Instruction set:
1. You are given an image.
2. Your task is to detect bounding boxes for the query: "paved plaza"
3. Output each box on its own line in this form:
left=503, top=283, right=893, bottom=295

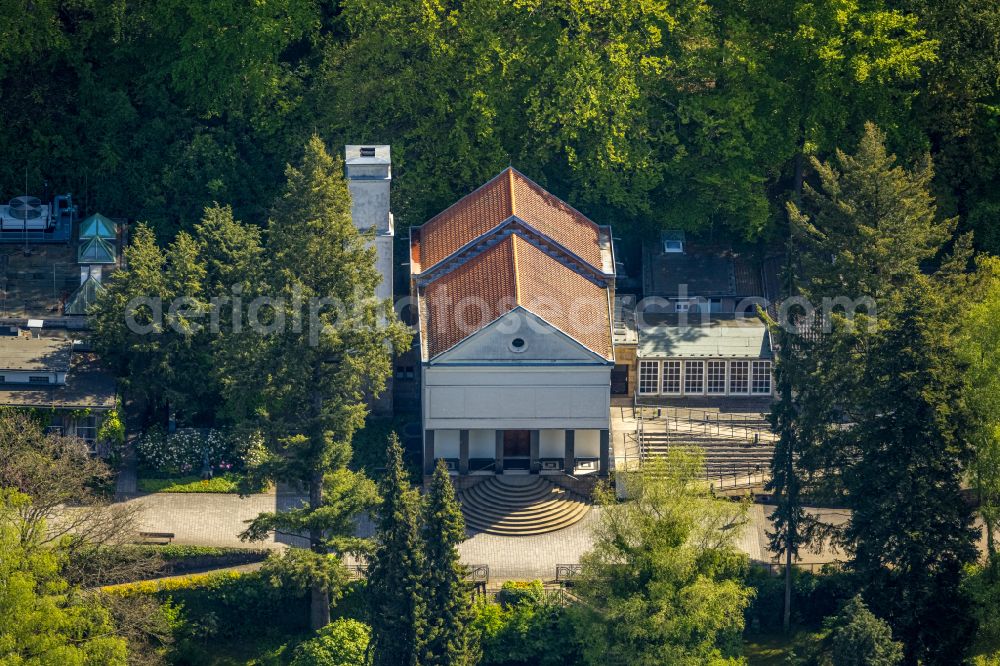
left=116, top=490, right=855, bottom=581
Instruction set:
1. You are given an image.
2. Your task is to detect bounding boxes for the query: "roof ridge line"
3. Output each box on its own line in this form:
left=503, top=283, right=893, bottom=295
left=421, top=168, right=510, bottom=229
left=507, top=167, right=516, bottom=219
left=506, top=167, right=601, bottom=232
left=511, top=234, right=522, bottom=305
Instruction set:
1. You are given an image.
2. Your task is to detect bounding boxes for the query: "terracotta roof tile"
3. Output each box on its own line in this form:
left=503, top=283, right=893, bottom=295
left=412, top=168, right=604, bottom=273
left=513, top=236, right=612, bottom=360
left=423, top=237, right=516, bottom=358
left=510, top=173, right=604, bottom=269
left=421, top=235, right=612, bottom=360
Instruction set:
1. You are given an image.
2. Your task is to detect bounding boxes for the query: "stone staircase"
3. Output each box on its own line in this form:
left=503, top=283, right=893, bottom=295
left=457, top=476, right=591, bottom=536
left=641, top=430, right=774, bottom=479
left=638, top=408, right=776, bottom=482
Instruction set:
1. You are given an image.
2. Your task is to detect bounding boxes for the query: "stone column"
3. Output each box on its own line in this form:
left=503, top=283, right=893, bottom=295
left=564, top=429, right=575, bottom=475
left=599, top=429, right=610, bottom=478
left=459, top=429, right=470, bottom=475
left=424, top=430, right=435, bottom=476
left=495, top=430, right=504, bottom=474
left=530, top=430, right=540, bottom=474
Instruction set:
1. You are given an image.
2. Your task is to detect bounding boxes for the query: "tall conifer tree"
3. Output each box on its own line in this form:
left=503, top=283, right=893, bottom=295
left=237, top=137, right=409, bottom=629
left=783, top=125, right=978, bottom=664
left=421, top=460, right=473, bottom=665
left=845, top=283, right=978, bottom=665
left=367, top=435, right=425, bottom=666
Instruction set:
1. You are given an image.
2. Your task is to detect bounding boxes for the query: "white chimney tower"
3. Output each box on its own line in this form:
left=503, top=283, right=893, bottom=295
left=346, top=145, right=395, bottom=414
left=345, top=145, right=393, bottom=306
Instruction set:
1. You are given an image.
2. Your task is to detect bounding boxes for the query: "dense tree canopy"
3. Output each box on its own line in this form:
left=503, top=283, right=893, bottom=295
left=2, top=0, right=997, bottom=250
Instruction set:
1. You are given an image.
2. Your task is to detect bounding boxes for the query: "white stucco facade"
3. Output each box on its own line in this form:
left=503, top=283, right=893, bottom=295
left=420, top=309, right=612, bottom=475
left=423, top=310, right=611, bottom=431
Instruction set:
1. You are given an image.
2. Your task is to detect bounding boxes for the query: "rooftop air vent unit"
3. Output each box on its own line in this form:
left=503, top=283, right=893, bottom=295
left=360, top=146, right=376, bottom=157
left=7, top=196, right=43, bottom=220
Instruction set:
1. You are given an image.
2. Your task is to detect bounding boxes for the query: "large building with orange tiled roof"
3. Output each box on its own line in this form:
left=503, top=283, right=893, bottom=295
left=411, top=168, right=616, bottom=478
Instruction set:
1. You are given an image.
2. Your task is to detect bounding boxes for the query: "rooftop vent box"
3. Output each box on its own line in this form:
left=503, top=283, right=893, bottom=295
left=661, top=230, right=685, bottom=254
left=360, top=146, right=377, bottom=157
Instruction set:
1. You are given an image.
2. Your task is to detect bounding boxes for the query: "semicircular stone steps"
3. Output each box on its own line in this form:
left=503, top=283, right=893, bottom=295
left=458, top=476, right=591, bottom=536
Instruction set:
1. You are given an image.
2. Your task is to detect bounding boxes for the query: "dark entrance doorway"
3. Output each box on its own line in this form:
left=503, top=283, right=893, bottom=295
left=611, top=364, right=629, bottom=395
left=502, top=430, right=531, bottom=471
left=503, top=430, right=530, bottom=457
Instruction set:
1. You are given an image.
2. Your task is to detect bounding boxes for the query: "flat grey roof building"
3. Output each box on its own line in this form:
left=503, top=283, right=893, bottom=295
left=0, top=336, right=73, bottom=372
left=638, top=314, right=772, bottom=359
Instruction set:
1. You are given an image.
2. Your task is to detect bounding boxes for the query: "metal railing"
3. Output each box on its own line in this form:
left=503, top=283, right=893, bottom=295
left=465, top=564, right=489, bottom=582
left=634, top=402, right=773, bottom=444
left=709, top=464, right=768, bottom=491
left=752, top=561, right=843, bottom=576
left=555, top=564, right=583, bottom=585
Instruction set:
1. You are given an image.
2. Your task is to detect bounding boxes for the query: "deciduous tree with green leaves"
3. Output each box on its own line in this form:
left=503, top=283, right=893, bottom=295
left=962, top=257, right=1000, bottom=563
left=572, top=449, right=753, bottom=665
left=0, top=489, right=128, bottom=665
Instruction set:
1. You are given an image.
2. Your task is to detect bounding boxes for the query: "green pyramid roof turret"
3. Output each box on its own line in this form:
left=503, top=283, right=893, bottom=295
left=79, top=213, right=117, bottom=240
left=78, top=236, right=117, bottom=264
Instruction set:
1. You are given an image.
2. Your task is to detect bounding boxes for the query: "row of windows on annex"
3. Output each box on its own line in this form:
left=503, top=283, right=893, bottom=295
left=637, top=359, right=772, bottom=396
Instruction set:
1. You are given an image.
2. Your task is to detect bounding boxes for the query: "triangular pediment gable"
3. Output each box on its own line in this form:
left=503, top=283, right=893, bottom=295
left=432, top=308, right=608, bottom=364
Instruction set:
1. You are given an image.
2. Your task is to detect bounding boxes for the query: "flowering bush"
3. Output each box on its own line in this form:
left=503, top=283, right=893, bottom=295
left=136, top=427, right=264, bottom=474
left=232, top=429, right=269, bottom=469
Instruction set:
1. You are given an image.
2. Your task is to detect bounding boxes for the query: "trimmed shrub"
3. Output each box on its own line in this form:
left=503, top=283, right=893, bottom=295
left=103, top=570, right=309, bottom=639
left=496, top=580, right=546, bottom=608
left=290, top=618, right=370, bottom=666
left=472, top=592, right=582, bottom=665
left=137, top=473, right=241, bottom=493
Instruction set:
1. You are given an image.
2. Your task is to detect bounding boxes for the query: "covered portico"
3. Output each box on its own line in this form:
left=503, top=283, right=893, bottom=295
left=423, top=427, right=610, bottom=477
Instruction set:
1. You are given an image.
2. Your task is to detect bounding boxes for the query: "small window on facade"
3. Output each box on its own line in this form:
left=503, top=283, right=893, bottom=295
left=684, top=361, right=705, bottom=394
left=662, top=360, right=682, bottom=394
left=752, top=361, right=772, bottom=395
left=0, top=375, right=5, bottom=383
left=663, top=239, right=684, bottom=253
left=638, top=360, right=660, bottom=395
left=509, top=337, right=527, bottom=352
left=76, top=416, right=98, bottom=451
left=707, top=360, right=727, bottom=394
left=729, top=361, right=750, bottom=394
left=675, top=301, right=691, bottom=313
left=395, top=365, right=415, bottom=380
left=28, top=375, right=50, bottom=384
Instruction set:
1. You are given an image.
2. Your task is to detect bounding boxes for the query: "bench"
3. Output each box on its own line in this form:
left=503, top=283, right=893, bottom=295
left=137, top=531, right=175, bottom=545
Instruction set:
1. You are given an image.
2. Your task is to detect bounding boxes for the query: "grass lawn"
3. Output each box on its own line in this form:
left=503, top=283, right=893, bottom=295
left=137, top=473, right=242, bottom=493
left=744, top=631, right=822, bottom=665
